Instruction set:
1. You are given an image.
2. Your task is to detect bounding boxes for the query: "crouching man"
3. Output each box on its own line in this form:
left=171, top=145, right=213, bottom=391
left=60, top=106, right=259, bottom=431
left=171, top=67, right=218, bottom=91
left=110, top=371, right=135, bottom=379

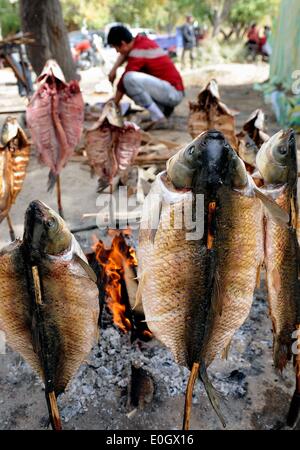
left=107, top=25, right=184, bottom=128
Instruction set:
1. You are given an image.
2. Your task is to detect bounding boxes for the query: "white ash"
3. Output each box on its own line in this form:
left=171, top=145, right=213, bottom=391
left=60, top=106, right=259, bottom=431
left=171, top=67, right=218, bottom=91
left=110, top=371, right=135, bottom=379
left=1, top=292, right=274, bottom=427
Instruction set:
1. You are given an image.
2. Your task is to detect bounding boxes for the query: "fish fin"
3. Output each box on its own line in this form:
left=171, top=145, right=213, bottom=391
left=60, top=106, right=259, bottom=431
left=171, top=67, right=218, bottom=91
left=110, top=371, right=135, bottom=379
left=211, top=271, right=223, bottom=316
left=134, top=272, right=147, bottom=311
left=251, top=170, right=263, bottom=179
left=47, top=171, right=57, bottom=192
left=71, top=235, right=97, bottom=282
left=273, top=335, right=291, bottom=371
left=253, top=186, right=289, bottom=226
left=271, top=267, right=281, bottom=292
left=74, top=254, right=97, bottom=283
left=256, top=265, right=261, bottom=289
left=287, top=392, right=300, bottom=428
left=199, top=362, right=226, bottom=428
left=291, top=196, right=298, bottom=230
left=149, top=201, right=162, bottom=244
left=221, top=340, right=232, bottom=360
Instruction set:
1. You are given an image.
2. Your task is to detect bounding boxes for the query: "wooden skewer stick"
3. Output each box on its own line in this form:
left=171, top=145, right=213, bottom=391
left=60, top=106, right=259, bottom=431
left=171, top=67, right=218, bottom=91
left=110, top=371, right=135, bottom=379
left=183, top=362, right=200, bottom=430
left=31, top=266, right=62, bottom=431
left=6, top=214, right=16, bottom=242
left=56, top=175, right=64, bottom=219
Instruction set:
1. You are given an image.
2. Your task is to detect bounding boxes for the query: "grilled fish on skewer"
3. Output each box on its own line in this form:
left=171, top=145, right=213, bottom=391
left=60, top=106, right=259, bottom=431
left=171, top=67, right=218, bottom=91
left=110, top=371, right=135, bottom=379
left=26, top=60, right=84, bottom=191
left=0, top=117, right=30, bottom=239
left=188, top=80, right=238, bottom=149
left=85, top=101, right=141, bottom=193
left=255, top=129, right=300, bottom=427
left=0, top=201, right=99, bottom=429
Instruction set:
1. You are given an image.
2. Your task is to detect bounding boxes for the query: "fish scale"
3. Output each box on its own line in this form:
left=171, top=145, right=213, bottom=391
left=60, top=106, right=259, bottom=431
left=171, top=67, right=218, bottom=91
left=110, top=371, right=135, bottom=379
left=202, top=184, right=264, bottom=366
left=263, top=186, right=299, bottom=370
left=138, top=175, right=211, bottom=369
left=0, top=202, right=99, bottom=398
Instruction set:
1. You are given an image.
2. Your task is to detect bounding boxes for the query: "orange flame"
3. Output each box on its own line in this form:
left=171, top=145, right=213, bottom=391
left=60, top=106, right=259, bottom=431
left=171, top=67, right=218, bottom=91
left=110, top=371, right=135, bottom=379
left=93, top=232, right=137, bottom=333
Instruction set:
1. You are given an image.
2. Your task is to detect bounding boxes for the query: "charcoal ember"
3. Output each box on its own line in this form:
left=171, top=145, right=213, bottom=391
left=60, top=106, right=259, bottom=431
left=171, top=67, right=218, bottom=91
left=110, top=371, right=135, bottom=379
left=129, top=364, right=155, bottom=408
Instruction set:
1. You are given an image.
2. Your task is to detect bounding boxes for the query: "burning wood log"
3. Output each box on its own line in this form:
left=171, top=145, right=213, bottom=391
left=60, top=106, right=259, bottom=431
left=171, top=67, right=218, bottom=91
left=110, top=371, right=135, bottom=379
left=188, top=79, right=238, bottom=149
left=0, top=117, right=30, bottom=240
left=84, top=100, right=141, bottom=194
left=91, top=230, right=152, bottom=341
left=129, top=364, right=155, bottom=410
left=26, top=59, right=84, bottom=217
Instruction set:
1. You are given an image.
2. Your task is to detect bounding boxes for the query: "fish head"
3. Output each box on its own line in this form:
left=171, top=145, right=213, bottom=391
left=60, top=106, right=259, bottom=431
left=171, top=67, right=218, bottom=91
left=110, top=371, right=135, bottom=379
left=256, top=129, right=297, bottom=186
left=23, top=200, right=72, bottom=256
left=166, top=133, right=208, bottom=188
left=238, top=134, right=259, bottom=168
left=194, top=130, right=248, bottom=192
left=1, top=116, right=20, bottom=147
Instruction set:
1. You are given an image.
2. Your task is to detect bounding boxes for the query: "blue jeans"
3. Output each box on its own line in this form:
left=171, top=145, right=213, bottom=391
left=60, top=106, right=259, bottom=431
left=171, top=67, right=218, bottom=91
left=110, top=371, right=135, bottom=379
left=123, top=71, right=184, bottom=111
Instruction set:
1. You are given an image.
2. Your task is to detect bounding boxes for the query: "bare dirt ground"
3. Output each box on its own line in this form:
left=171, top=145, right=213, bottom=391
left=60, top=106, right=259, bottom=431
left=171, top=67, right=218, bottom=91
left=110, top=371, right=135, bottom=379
left=0, top=62, right=299, bottom=430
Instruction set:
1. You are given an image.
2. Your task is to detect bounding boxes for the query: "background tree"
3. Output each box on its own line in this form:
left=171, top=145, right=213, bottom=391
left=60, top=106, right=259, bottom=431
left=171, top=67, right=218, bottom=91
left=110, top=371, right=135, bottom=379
left=20, top=0, right=77, bottom=81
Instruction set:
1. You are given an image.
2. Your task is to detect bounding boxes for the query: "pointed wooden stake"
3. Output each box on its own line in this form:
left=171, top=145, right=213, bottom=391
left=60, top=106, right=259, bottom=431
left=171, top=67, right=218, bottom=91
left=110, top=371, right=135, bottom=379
left=56, top=175, right=64, bottom=219
left=46, top=391, right=62, bottom=431
left=31, top=265, right=62, bottom=431
left=6, top=214, right=16, bottom=242
left=183, top=362, right=200, bottom=430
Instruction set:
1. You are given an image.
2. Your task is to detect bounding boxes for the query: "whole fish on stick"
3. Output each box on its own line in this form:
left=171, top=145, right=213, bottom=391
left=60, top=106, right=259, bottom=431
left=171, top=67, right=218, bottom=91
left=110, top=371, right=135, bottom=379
left=256, top=129, right=300, bottom=428
left=0, top=201, right=99, bottom=430
left=0, top=116, right=30, bottom=241
left=26, top=60, right=84, bottom=218
left=85, top=100, right=141, bottom=193
left=188, top=80, right=238, bottom=149
left=137, top=130, right=288, bottom=430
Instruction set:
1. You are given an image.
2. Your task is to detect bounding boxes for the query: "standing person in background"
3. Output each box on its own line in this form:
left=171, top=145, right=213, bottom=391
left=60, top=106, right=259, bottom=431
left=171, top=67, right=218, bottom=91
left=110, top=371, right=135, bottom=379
left=246, top=23, right=260, bottom=45
left=107, top=25, right=184, bottom=129
left=181, top=15, right=196, bottom=70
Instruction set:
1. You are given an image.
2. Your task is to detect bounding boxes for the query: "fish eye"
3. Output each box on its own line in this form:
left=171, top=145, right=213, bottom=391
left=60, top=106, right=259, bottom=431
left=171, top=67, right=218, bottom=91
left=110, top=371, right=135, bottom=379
left=277, top=146, right=288, bottom=155
left=45, top=217, right=57, bottom=229
left=188, top=145, right=195, bottom=155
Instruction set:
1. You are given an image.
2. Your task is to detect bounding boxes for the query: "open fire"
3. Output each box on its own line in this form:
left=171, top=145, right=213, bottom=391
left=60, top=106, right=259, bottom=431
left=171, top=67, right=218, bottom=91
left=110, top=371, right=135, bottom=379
left=91, top=230, right=152, bottom=340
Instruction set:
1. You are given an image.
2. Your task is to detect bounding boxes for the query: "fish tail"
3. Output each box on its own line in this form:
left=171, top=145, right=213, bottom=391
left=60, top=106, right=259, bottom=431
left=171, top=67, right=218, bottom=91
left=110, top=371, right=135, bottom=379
left=287, top=391, right=300, bottom=428
left=273, top=335, right=291, bottom=371
left=199, top=362, right=226, bottom=428
left=47, top=171, right=58, bottom=192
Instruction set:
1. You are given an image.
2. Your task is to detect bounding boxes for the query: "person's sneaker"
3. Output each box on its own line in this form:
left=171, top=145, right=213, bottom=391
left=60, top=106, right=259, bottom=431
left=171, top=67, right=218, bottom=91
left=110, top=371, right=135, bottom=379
left=163, top=105, right=175, bottom=118
left=141, top=118, right=170, bottom=131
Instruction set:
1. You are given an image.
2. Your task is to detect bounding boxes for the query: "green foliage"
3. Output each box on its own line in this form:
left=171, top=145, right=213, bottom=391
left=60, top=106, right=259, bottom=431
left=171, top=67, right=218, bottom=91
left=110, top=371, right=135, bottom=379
left=61, top=0, right=110, bottom=29
left=229, top=0, right=280, bottom=27
left=0, top=0, right=20, bottom=37
left=60, top=0, right=212, bottom=31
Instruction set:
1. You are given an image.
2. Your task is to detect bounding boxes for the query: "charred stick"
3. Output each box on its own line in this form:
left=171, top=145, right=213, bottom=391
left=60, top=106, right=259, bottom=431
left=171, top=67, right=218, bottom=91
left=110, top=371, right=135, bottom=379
left=31, top=265, right=62, bottom=431
left=56, top=175, right=64, bottom=219
left=183, top=362, right=200, bottom=430
left=6, top=214, right=16, bottom=242
left=70, top=224, right=98, bottom=234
